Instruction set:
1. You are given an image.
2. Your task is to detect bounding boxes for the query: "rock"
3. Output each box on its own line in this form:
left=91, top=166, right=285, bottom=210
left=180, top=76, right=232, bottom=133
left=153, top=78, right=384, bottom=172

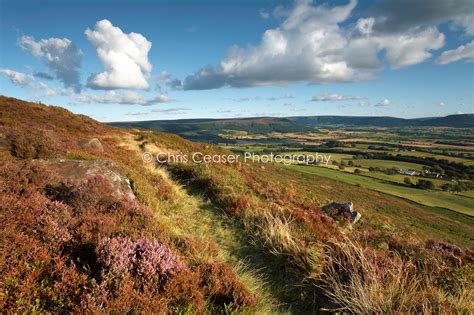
left=34, top=159, right=135, bottom=200
left=322, top=201, right=362, bottom=224
left=79, top=138, right=104, bottom=152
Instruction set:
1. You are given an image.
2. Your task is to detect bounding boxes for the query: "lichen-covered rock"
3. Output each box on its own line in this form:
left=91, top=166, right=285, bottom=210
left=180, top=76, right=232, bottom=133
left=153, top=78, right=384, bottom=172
left=33, top=159, right=135, bottom=200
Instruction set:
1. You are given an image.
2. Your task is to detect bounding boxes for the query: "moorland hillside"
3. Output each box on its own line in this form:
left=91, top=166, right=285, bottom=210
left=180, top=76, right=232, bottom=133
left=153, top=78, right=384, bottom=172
left=0, top=95, right=472, bottom=313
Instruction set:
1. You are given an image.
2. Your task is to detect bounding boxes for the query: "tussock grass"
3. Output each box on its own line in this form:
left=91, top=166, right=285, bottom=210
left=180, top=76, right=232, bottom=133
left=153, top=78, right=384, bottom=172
left=319, top=238, right=474, bottom=314
left=244, top=211, right=323, bottom=275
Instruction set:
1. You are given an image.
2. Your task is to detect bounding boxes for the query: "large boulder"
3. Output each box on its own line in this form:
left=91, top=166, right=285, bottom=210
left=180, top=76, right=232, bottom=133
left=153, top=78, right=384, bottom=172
left=322, top=201, right=362, bottom=224
left=34, top=159, right=135, bottom=200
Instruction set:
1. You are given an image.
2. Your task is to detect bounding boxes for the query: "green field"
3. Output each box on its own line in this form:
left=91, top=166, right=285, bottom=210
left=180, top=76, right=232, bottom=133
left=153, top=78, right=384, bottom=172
left=285, top=164, right=474, bottom=216
left=351, top=159, right=425, bottom=170
left=362, top=172, right=449, bottom=188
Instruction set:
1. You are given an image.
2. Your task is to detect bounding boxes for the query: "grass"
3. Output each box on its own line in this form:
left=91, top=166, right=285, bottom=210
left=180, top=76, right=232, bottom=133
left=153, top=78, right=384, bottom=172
left=362, top=171, right=449, bottom=187
left=273, top=164, right=474, bottom=248
left=351, top=159, right=425, bottom=170
left=319, top=238, right=473, bottom=314
left=159, top=184, right=283, bottom=314
left=286, top=164, right=474, bottom=216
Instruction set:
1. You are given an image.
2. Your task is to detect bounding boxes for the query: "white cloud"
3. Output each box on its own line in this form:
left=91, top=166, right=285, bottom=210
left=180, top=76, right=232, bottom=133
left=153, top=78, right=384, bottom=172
left=355, top=17, right=375, bottom=35
left=77, top=91, right=169, bottom=105
left=125, top=107, right=190, bottom=117
left=439, top=101, right=445, bottom=107
left=452, top=15, right=474, bottom=36
left=1, top=68, right=70, bottom=97
left=267, top=93, right=294, bottom=101
left=378, top=27, right=445, bottom=68
left=150, top=107, right=190, bottom=113
left=312, top=92, right=363, bottom=102
left=157, top=71, right=183, bottom=90
left=436, top=40, right=474, bottom=65
left=375, top=98, right=390, bottom=106
left=18, top=36, right=82, bottom=92
left=0, top=68, right=34, bottom=87
left=259, top=8, right=270, bottom=19
left=183, top=0, right=446, bottom=90
left=85, top=19, right=152, bottom=90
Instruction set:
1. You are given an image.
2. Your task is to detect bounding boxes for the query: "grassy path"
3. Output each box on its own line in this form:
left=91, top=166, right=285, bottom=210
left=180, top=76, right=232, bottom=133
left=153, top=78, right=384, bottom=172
left=159, top=183, right=286, bottom=313
left=123, top=133, right=289, bottom=314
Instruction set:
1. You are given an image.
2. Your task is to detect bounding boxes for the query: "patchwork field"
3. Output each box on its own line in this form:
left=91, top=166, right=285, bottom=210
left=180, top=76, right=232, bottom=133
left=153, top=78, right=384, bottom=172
left=286, top=164, right=474, bottom=216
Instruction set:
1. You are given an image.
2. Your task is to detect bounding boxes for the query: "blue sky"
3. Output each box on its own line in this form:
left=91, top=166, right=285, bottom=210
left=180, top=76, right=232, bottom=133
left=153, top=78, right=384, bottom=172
left=0, top=0, right=473, bottom=121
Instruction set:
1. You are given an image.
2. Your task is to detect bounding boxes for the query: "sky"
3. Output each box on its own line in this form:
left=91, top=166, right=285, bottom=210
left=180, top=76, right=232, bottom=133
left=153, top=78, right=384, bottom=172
left=0, top=0, right=473, bottom=122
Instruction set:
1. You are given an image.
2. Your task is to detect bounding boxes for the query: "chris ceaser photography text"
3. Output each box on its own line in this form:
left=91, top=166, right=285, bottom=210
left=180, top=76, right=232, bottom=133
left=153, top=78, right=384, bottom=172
left=142, top=151, right=331, bottom=166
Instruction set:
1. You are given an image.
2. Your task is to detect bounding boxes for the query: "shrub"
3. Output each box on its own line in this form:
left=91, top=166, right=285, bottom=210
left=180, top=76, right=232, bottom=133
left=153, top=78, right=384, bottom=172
left=416, top=179, right=435, bottom=190
left=0, top=160, right=60, bottom=196
left=7, top=130, right=59, bottom=159
left=97, top=236, right=183, bottom=291
left=197, top=262, right=257, bottom=309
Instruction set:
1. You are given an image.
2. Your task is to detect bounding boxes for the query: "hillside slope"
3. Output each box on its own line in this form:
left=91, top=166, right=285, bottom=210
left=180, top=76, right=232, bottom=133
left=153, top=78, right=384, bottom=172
left=1, top=96, right=473, bottom=314
left=110, top=113, right=474, bottom=136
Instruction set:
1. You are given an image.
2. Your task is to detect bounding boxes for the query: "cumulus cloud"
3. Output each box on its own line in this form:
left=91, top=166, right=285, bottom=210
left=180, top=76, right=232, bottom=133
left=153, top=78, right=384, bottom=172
left=85, top=19, right=153, bottom=90
left=369, top=0, right=474, bottom=35
left=77, top=91, right=169, bottom=105
left=452, top=15, right=474, bottom=36
left=1, top=68, right=70, bottom=97
left=157, top=71, right=183, bottom=90
left=18, top=36, right=82, bottom=92
left=0, top=68, right=34, bottom=87
left=436, top=41, right=474, bottom=65
left=183, top=0, right=446, bottom=90
left=375, top=98, right=390, bottom=106
left=312, top=92, right=363, bottom=102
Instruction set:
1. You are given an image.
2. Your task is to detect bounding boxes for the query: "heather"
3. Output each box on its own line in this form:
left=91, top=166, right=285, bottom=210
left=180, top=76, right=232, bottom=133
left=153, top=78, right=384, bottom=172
left=0, top=96, right=473, bottom=313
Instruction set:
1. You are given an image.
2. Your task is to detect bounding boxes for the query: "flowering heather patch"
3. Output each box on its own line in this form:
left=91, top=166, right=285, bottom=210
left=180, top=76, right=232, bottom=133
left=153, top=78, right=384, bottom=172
left=425, top=239, right=474, bottom=266
left=97, top=236, right=183, bottom=290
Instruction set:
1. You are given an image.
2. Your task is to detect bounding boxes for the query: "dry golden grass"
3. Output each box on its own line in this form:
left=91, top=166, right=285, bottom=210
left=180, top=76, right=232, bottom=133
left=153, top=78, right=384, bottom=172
left=319, top=238, right=473, bottom=314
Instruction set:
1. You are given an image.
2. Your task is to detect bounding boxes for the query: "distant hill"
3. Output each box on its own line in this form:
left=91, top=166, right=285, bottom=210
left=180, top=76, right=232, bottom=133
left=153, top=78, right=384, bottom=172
left=110, top=114, right=474, bottom=142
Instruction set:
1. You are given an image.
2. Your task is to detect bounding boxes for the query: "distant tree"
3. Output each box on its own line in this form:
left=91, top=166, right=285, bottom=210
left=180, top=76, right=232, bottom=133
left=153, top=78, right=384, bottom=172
left=432, top=165, right=445, bottom=176
left=441, top=183, right=452, bottom=191
left=416, top=179, right=435, bottom=190
left=404, top=177, right=412, bottom=186
left=338, top=164, right=345, bottom=170
left=354, top=168, right=362, bottom=174
left=348, top=160, right=354, bottom=166
left=384, top=168, right=398, bottom=175
left=323, top=140, right=345, bottom=148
